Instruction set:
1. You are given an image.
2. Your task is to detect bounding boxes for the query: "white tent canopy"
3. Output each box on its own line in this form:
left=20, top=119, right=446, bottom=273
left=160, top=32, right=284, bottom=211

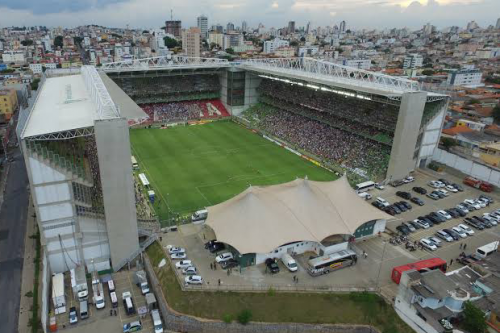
left=206, top=176, right=392, bottom=254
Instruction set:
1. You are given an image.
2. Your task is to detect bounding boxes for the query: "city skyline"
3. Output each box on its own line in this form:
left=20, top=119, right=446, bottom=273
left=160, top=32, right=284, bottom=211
left=0, top=0, right=499, bottom=31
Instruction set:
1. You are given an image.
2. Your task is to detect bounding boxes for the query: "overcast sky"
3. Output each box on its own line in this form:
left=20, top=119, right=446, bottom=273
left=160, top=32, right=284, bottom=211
left=0, top=0, right=498, bottom=31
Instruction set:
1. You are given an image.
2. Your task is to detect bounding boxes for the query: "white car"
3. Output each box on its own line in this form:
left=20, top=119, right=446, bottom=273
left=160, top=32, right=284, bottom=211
left=215, top=252, right=234, bottom=263
left=168, top=246, right=186, bottom=254
left=404, top=176, right=415, bottom=183
left=437, top=189, right=449, bottom=197
left=358, top=192, right=372, bottom=200
left=170, top=252, right=187, bottom=260
left=429, top=180, right=445, bottom=188
left=483, top=214, right=499, bottom=226
left=437, top=210, right=452, bottom=220
left=185, top=275, right=203, bottom=285
left=420, top=238, right=437, bottom=251
left=375, top=183, right=385, bottom=190
left=436, top=230, right=454, bottom=242
left=478, top=198, right=490, bottom=206
left=475, top=200, right=486, bottom=208
left=414, top=219, right=430, bottom=229
left=464, top=199, right=481, bottom=210
left=457, top=224, right=474, bottom=236
left=175, top=260, right=192, bottom=269
left=452, top=226, right=468, bottom=238
left=456, top=204, right=469, bottom=213
left=445, top=185, right=458, bottom=193
left=428, top=236, right=442, bottom=247
left=182, top=266, right=197, bottom=275
left=376, top=197, right=390, bottom=207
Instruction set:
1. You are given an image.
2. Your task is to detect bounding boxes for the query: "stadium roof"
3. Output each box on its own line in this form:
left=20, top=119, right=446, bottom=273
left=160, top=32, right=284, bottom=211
left=206, top=176, right=392, bottom=254
left=22, top=74, right=97, bottom=139
left=22, top=67, right=147, bottom=140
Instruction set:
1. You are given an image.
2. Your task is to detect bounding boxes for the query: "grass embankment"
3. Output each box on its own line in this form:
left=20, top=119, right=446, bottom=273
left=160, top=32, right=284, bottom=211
left=146, top=242, right=412, bottom=333
left=28, top=229, right=41, bottom=333
left=130, top=121, right=336, bottom=223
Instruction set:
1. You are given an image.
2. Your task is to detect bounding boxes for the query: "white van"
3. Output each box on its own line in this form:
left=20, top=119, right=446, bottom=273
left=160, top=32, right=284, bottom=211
left=357, top=192, right=372, bottom=201
left=191, top=209, right=208, bottom=222
left=476, top=241, right=499, bottom=259
left=110, top=291, right=118, bottom=308
left=107, top=280, right=115, bottom=293
left=79, top=300, right=89, bottom=319
left=151, top=309, right=163, bottom=333
left=281, top=253, right=298, bottom=272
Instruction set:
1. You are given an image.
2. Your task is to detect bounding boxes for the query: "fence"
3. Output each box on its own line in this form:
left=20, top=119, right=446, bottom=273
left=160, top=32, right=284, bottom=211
left=145, top=255, right=381, bottom=333
left=432, top=148, right=500, bottom=187
left=40, top=252, right=50, bottom=333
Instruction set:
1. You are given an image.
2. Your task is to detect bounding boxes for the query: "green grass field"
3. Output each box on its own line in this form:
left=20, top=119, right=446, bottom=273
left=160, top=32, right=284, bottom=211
left=130, top=121, right=337, bottom=223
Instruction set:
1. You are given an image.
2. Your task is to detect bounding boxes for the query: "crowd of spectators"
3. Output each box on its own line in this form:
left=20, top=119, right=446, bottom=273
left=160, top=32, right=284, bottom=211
left=258, top=79, right=399, bottom=133
left=114, top=75, right=221, bottom=104
left=141, top=100, right=230, bottom=123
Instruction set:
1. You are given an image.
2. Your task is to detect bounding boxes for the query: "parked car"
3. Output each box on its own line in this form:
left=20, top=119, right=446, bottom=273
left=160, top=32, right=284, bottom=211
left=405, top=176, right=415, bottom=183
left=451, top=183, right=464, bottom=192
left=411, top=197, right=425, bottom=206
left=69, top=306, right=78, bottom=325
left=390, top=204, right=402, bottom=215
left=394, top=202, right=407, bottom=212
left=376, top=197, right=390, bottom=207
left=167, top=246, right=186, bottom=254
left=215, top=252, right=234, bottom=263
left=454, top=207, right=467, bottom=217
left=478, top=198, right=490, bottom=207
left=182, top=266, right=198, bottom=275
left=396, top=191, right=412, bottom=200
left=456, top=204, right=470, bottom=213
left=409, top=220, right=422, bottom=230
left=372, top=201, right=385, bottom=210
left=170, top=252, right=187, bottom=260
left=465, top=217, right=484, bottom=230
left=375, top=183, right=385, bottom=190
left=426, top=214, right=441, bottom=225
left=463, top=202, right=476, bottom=211
left=185, top=275, right=204, bottom=285
left=445, top=209, right=460, bottom=219
left=434, top=191, right=446, bottom=199
left=418, top=216, right=434, bottom=227
left=437, top=189, right=450, bottom=197
left=436, top=230, right=454, bottom=242
left=427, top=192, right=440, bottom=200
left=412, top=187, right=427, bottom=195
left=430, top=212, right=446, bottom=223
left=420, top=238, right=437, bottom=251
left=474, top=199, right=487, bottom=208
left=437, top=210, right=452, bottom=220
left=265, top=258, right=280, bottom=274
left=438, top=178, right=451, bottom=186
left=220, top=259, right=239, bottom=270
left=396, top=224, right=411, bottom=235
left=443, top=228, right=460, bottom=241
left=175, top=260, right=192, bottom=269
left=457, top=224, right=474, bottom=236
left=451, top=226, right=468, bottom=238
left=402, top=222, right=416, bottom=232
left=482, top=214, right=498, bottom=226
left=358, top=192, right=372, bottom=201
left=479, top=194, right=494, bottom=204
left=428, top=236, right=443, bottom=247
left=445, top=185, right=458, bottom=193
left=414, top=219, right=430, bottom=229
left=429, top=180, right=444, bottom=188
left=464, top=199, right=481, bottom=210
left=208, top=242, right=226, bottom=253
left=383, top=206, right=396, bottom=216
left=123, top=321, right=142, bottom=333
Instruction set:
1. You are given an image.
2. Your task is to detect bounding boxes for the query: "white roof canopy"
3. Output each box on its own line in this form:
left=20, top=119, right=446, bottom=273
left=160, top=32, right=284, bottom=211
left=206, top=176, right=392, bottom=254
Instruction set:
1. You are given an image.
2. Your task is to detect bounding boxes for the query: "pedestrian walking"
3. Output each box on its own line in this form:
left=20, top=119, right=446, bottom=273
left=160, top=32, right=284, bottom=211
left=210, top=263, right=213, bottom=270
left=364, top=251, right=368, bottom=259
left=296, top=277, right=299, bottom=284
left=450, top=259, right=454, bottom=266
left=464, top=244, right=467, bottom=250
left=459, top=243, right=462, bottom=250
left=218, top=279, right=221, bottom=286
left=227, top=269, right=230, bottom=276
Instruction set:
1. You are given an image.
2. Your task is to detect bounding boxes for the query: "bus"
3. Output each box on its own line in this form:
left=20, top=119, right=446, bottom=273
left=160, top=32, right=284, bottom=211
left=476, top=241, right=499, bottom=259
left=307, top=249, right=357, bottom=276
left=355, top=181, right=376, bottom=193
left=131, top=156, right=139, bottom=170
left=391, top=258, right=447, bottom=284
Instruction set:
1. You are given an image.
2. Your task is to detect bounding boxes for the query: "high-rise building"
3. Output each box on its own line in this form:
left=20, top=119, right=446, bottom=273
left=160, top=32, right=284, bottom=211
left=242, top=21, right=247, bottom=32
left=466, top=20, right=479, bottom=31
left=403, top=54, right=423, bottom=69
left=423, top=22, right=433, bottom=35
left=182, top=27, right=201, bottom=57
left=306, top=22, right=311, bottom=34
left=496, top=18, right=500, bottom=29
left=165, top=20, right=182, bottom=38
left=197, top=15, right=208, bottom=39
left=263, top=38, right=289, bottom=54
left=226, top=22, right=235, bottom=32
left=288, top=21, right=296, bottom=34
left=339, top=20, right=346, bottom=33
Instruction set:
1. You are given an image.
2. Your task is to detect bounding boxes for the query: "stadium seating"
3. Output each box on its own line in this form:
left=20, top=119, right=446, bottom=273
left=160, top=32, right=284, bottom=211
left=140, top=100, right=230, bottom=123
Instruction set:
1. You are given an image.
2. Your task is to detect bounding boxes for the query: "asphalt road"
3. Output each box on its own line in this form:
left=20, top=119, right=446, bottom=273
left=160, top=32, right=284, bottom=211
left=0, top=148, right=29, bottom=333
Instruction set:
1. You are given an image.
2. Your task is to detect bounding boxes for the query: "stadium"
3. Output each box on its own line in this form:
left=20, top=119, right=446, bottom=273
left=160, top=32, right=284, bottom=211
left=17, top=56, right=449, bottom=274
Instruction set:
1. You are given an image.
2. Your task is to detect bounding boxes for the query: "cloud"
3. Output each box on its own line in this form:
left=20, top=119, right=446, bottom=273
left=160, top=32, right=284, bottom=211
left=0, top=0, right=498, bottom=30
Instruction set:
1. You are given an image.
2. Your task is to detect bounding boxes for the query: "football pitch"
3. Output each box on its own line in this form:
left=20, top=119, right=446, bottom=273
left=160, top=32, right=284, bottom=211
left=130, top=121, right=337, bottom=223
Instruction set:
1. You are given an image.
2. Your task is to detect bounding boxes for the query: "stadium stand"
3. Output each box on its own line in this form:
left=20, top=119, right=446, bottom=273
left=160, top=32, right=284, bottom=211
left=112, top=74, right=221, bottom=104
left=140, top=100, right=230, bottom=124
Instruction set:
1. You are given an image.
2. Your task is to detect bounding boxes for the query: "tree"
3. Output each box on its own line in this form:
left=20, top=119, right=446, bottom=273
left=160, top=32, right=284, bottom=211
left=21, top=40, right=33, bottom=46
left=441, top=137, right=457, bottom=151
left=462, top=301, right=487, bottom=333
left=290, top=41, right=299, bottom=47
left=163, top=36, right=178, bottom=49
left=422, top=69, right=435, bottom=76
left=210, top=42, right=218, bottom=50
left=493, top=104, right=500, bottom=124
left=73, top=36, right=83, bottom=46
left=300, top=36, right=306, bottom=42
left=54, top=35, right=63, bottom=48
left=225, top=48, right=234, bottom=54
left=30, top=78, right=40, bottom=91
left=468, top=99, right=480, bottom=105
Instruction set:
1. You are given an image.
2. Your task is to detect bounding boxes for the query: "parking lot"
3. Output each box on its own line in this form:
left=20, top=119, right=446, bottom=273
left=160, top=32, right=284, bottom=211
left=159, top=169, right=500, bottom=301
left=53, top=269, right=154, bottom=333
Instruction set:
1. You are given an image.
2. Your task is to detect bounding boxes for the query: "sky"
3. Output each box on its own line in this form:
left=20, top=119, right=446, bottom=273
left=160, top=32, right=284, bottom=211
left=0, top=0, right=498, bottom=31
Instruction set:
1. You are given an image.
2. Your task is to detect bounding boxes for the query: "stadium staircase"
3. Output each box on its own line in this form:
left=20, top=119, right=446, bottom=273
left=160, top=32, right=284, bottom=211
left=25, top=141, right=93, bottom=187
left=210, top=100, right=230, bottom=117
left=113, top=233, right=158, bottom=272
